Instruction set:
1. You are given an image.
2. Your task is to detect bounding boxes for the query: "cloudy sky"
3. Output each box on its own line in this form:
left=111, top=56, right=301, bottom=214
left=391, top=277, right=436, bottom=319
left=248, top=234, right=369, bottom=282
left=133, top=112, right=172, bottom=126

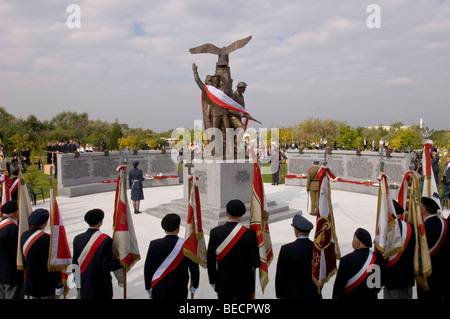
left=1, top=0, right=449, bottom=132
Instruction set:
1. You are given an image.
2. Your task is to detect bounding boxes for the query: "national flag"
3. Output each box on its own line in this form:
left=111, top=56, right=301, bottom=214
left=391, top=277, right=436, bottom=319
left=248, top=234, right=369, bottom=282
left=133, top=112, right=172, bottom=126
left=374, top=173, right=404, bottom=258
left=398, top=171, right=432, bottom=291
left=16, top=171, right=33, bottom=270
left=112, top=165, right=140, bottom=276
left=205, top=85, right=249, bottom=115
left=48, top=186, right=72, bottom=298
left=48, top=187, right=72, bottom=270
left=183, top=175, right=207, bottom=268
left=312, top=166, right=340, bottom=293
left=1, top=173, right=13, bottom=216
left=249, top=162, right=273, bottom=294
left=421, top=140, right=441, bottom=213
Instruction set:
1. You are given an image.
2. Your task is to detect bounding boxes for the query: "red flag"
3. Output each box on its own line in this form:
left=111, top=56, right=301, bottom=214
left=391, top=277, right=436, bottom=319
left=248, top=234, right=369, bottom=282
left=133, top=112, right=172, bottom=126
left=48, top=188, right=72, bottom=271
left=421, top=141, right=441, bottom=212
left=183, top=175, right=207, bottom=268
left=112, top=165, right=140, bottom=271
left=1, top=174, right=13, bottom=216
left=312, top=166, right=340, bottom=293
left=250, top=162, right=273, bottom=294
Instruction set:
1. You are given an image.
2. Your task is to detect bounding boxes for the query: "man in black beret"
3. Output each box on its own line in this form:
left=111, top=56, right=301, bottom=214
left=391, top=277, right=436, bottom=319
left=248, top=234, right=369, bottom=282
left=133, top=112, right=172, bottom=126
left=207, top=199, right=260, bottom=299
left=144, top=213, right=199, bottom=299
left=383, top=200, right=416, bottom=299
left=0, top=201, right=24, bottom=299
left=332, top=228, right=384, bottom=299
left=417, top=197, right=449, bottom=300
left=21, top=209, right=63, bottom=299
left=72, top=209, right=122, bottom=299
left=275, top=214, right=321, bottom=299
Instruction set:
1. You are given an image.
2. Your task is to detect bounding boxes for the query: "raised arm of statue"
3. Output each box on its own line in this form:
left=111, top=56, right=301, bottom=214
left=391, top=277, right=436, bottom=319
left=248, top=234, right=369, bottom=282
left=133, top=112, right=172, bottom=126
left=192, top=63, right=206, bottom=92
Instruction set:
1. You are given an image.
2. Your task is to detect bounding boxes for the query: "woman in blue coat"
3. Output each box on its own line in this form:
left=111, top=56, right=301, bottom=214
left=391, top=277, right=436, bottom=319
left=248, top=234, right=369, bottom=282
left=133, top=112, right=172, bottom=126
left=128, top=161, right=145, bottom=214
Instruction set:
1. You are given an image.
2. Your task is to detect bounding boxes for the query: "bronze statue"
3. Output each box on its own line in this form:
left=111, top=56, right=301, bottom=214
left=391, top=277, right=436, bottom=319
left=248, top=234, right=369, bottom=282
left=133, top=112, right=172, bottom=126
left=190, top=36, right=260, bottom=159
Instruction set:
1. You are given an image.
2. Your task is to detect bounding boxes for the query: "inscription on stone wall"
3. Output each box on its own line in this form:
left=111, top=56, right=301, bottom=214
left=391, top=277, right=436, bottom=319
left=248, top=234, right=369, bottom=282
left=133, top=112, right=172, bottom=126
left=150, top=155, right=177, bottom=174
left=61, top=159, right=91, bottom=180
left=91, top=157, right=120, bottom=178
left=286, top=150, right=409, bottom=184
left=346, top=158, right=374, bottom=180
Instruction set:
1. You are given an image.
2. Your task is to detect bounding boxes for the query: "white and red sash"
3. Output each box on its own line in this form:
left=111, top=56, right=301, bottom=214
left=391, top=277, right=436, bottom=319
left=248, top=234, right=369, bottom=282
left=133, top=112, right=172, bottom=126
left=0, top=218, right=17, bottom=230
left=78, top=230, right=108, bottom=274
left=205, top=85, right=249, bottom=115
left=344, top=250, right=376, bottom=294
left=150, top=238, right=184, bottom=288
left=386, top=220, right=412, bottom=267
left=428, top=216, right=448, bottom=257
left=22, top=229, right=45, bottom=259
left=216, top=224, right=247, bottom=261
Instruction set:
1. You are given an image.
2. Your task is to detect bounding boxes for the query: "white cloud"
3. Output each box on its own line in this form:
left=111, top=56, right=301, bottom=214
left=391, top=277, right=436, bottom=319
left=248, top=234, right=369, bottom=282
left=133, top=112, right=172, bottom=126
left=0, top=1, right=449, bottom=131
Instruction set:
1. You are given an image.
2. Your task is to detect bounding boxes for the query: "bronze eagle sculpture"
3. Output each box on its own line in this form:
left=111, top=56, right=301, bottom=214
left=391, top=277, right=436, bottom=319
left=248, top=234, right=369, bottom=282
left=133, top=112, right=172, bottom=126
left=189, top=35, right=252, bottom=66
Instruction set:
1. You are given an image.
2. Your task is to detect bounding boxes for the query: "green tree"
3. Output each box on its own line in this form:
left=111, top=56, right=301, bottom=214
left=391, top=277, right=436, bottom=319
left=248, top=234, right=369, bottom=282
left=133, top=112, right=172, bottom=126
left=336, top=125, right=362, bottom=150
left=107, top=121, right=123, bottom=150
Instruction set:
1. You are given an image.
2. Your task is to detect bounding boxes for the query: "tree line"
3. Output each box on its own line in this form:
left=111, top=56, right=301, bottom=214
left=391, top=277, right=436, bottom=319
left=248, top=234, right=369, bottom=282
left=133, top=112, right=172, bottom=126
left=0, top=107, right=448, bottom=160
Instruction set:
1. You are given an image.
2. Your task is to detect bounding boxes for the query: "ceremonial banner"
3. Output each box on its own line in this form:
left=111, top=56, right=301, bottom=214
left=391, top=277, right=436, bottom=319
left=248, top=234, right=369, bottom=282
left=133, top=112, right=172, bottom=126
left=421, top=141, right=441, bottom=212
left=48, top=188, right=72, bottom=271
left=398, top=171, right=431, bottom=290
left=1, top=174, right=13, bottom=210
left=312, top=166, right=340, bottom=293
left=112, top=165, right=140, bottom=274
left=16, top=171, right=33, bottom=270
left=374, top=173, right=404, bottom=258
left=183, top=175, right=207, bottom=268
left=250, top=162, right=273, bottom=294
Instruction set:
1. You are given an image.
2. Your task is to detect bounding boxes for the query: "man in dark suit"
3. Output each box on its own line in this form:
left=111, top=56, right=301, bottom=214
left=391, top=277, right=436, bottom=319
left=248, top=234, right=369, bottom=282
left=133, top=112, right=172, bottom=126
left=72, top=209, right=122, bottom=299
left=0, top=201, right=24, bottom=299
left=275, top=214, right=321, bottom=299
left=417, top=197, right=449, bottom=300
left=332, top=228, right=384, bottom=299
left=207, top=199, right=260, bottom=299
left=383, top=201, right=416, bottom=299
left=144, top=213, right=199, bottom=299
left=21, top=209, right=63, bottom=299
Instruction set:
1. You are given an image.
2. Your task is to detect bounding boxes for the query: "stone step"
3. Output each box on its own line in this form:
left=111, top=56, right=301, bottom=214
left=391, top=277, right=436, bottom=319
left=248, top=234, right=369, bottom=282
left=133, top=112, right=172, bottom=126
left=145, top=199, right=301, bottom=232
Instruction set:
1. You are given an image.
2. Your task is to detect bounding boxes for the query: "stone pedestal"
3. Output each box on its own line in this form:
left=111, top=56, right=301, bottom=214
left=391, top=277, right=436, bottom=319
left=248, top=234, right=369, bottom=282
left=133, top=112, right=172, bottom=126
left=146, top=161, right=301, bottom=231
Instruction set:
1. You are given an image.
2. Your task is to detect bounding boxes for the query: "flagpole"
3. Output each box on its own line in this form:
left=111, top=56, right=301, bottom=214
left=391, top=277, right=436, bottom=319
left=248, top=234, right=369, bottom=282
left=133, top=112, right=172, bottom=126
left=122, top=158, right=128, bottom=300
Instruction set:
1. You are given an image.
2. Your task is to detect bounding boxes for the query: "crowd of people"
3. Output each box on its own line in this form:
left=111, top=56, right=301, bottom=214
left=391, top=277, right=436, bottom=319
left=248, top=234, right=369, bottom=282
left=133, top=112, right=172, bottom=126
left=1, top=192, right=448, bottom=300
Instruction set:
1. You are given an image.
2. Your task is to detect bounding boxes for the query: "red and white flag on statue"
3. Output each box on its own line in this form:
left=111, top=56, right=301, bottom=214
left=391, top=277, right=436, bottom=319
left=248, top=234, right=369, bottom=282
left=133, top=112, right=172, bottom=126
left=374, top=173, right=404, bottom=258
left=421, top=140, right=441, bottom=213
left=183, top=175, right=207, bottom=268
left=112, top=165, right=140, bottom=275
left=312, top=166, right=340, bottom=293
left=250, top=162, right=273, bottom=294
left=205, top=85, right=249, bottom=115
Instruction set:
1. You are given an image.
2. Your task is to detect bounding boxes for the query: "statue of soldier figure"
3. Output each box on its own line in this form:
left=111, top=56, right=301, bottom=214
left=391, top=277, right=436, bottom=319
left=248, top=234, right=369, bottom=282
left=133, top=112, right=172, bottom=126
left=190, top=35, right=260, bottom=159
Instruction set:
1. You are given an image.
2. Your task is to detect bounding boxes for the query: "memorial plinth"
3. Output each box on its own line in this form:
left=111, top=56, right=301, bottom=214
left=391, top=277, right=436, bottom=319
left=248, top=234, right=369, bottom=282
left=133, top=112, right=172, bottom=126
left=146, top=160, right=301, bottom=231
left=285, top=149, right=411, bottom=197
left=57, top=151, right=179, bottom=197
